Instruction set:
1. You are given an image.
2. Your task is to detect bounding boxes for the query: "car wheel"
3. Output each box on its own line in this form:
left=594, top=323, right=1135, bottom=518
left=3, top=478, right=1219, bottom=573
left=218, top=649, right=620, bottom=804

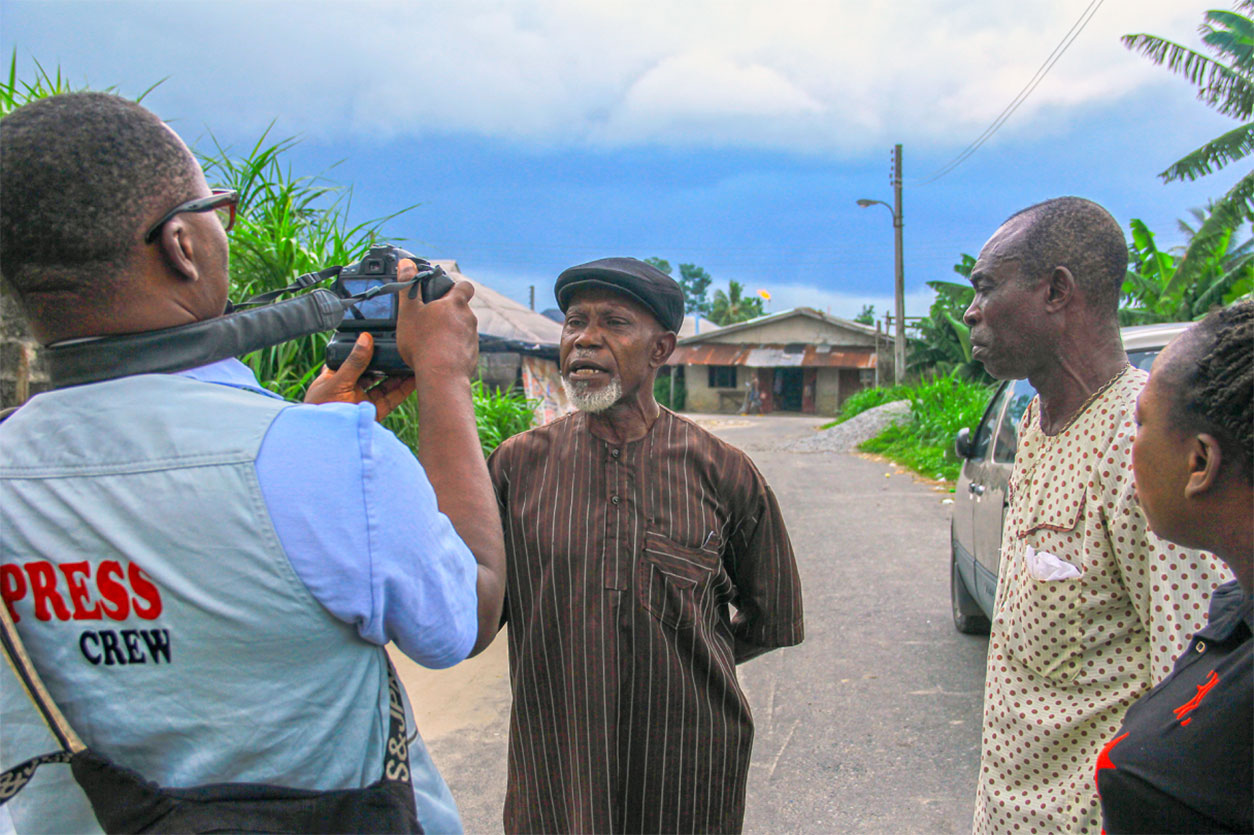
left=951, top=546, right=990, bottom=635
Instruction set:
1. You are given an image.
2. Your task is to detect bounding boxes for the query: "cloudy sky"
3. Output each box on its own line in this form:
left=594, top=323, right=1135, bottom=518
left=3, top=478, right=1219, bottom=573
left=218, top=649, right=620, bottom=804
left=2, top=0, right=1240, bottom=320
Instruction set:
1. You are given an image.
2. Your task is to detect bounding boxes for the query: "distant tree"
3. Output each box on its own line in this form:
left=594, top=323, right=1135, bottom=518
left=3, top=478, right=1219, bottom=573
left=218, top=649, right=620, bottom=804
left=709, top=280, right=766, bottom=325
left=677, top=263, right=713, bottom=315
left=644, top=256, right=672, bottom=275
left=1122, top=1, right=1253, bottom=290
left=907, top=254, right=991, bottom=382
left=854, top=304, right=876, bottom=325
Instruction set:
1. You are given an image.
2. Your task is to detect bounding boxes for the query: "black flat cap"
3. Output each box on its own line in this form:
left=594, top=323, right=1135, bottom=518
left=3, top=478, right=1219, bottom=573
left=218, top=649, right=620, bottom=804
left=555, top=257, right=685, bottom=333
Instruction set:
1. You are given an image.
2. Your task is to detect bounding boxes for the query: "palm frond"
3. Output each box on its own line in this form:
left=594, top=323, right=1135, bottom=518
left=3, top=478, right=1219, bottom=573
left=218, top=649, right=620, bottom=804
left=1192, top=251, right=1254, bottom=310
left=1200, top=10, right=1254, bottom=70
left=1160, top=121, right=1254, bottom=181
left=1122, top=33, right=1254, bottom=119
left=1172, top=170, right=1254, bottom=292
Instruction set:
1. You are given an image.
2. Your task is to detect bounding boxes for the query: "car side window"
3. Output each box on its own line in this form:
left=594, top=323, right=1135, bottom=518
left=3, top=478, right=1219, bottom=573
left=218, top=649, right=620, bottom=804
left=970, top=383, right=1012, bottom=461
left=1127, top=348, right=1159, bottom=372
left=993, top=379, right=1036, bottom=463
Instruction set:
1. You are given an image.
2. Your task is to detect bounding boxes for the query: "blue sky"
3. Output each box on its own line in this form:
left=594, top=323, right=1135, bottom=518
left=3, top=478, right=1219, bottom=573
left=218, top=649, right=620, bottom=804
left=2, top=0, right=1242, bottom=321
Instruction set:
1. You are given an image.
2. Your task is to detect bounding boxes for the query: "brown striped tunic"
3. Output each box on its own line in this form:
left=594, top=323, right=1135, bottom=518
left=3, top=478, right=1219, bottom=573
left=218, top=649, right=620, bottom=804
left=488, top=408, right=804, bottom=834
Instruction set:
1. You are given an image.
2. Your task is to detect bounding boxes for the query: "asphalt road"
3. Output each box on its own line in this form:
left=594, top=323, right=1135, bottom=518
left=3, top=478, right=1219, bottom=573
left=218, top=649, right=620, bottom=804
left=396, top=413, right=990, bottom=834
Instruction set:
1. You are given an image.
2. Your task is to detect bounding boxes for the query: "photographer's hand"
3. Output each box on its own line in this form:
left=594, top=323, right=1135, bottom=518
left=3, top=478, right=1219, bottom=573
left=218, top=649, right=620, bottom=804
left=396, top=260, right=506, bottom=658
left=304, top=331, right=417, bottom=421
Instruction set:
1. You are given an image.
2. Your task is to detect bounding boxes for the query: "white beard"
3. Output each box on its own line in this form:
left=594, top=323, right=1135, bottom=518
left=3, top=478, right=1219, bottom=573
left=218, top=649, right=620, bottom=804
left=562, top=375, right=624, bottom=413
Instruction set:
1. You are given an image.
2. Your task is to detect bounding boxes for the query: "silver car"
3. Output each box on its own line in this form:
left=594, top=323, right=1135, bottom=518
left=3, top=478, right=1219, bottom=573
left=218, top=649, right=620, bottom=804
left=949, top=323, right=1191, bottom=634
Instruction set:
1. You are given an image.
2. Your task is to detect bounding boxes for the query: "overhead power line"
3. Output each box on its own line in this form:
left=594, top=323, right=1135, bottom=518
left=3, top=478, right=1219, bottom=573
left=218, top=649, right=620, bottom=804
left=913, top=0, right=1108, bottom=186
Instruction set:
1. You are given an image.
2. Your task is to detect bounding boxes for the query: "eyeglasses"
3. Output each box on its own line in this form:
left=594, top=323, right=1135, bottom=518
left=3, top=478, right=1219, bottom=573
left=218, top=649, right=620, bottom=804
left=144, top=189, right=239, bottom=244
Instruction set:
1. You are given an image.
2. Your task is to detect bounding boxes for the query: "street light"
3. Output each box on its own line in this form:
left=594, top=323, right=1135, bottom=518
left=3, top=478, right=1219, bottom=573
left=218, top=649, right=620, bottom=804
left=856, top=144, right=905, bottom=385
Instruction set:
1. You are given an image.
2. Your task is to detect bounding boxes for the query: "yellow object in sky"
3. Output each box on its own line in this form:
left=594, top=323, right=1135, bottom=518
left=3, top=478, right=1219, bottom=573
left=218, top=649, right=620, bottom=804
left=758, top=289, right=771, bottom=300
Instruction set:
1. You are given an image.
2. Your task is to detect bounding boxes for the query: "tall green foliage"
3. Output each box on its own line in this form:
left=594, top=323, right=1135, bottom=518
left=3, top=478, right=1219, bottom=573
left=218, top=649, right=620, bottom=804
left=653, top=373, right=686, bottom=410
left=858, top=372, right=993, bottom=482
left=198, top=130, right=416, bottom=399
left=1121, top=215, right=1254, bottom=323
left=907, top=255, right=992, bottom=382
left=1123, top=2, right=1254, bottom=287
left=0, top=51, right=164, bottom=115
left=472, top=380, right=537, bottom=456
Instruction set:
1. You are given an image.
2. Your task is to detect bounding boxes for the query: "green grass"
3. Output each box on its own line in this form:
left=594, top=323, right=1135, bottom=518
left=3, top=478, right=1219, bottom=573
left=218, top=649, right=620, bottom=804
left=855, top=373, right=993, bottom=482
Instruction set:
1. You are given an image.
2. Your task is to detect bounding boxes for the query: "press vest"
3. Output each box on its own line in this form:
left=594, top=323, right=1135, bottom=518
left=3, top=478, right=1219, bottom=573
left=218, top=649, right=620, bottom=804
left=0, top=375, right=396, bottom=798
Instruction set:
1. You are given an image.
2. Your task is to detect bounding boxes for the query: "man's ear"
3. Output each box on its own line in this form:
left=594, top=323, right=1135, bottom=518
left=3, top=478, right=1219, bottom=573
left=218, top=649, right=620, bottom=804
left=1184, top=433, right=1224, bottom=498
left=1043, top=265, right=1077, bottom=312
left=651, top=331, right=677, bottom=368
left=157, top=217, right=200, bottom=283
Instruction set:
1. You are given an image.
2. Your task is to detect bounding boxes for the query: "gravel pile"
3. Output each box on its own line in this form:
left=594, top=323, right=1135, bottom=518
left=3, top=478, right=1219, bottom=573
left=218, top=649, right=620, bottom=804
left=784, top=399, right=911, bottom=453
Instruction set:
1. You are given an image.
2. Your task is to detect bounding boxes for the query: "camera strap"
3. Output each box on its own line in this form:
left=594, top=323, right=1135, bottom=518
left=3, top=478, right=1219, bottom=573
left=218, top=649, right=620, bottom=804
left=226, top=266, right=344, bottom=310
left=42, top=262, right=452, bottom=389
left=45, top=289, right=350, bottom=389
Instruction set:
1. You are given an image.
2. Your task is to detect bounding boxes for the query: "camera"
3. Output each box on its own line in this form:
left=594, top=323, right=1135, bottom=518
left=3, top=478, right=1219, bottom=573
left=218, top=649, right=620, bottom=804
left=325, top=245, right=454, bottom=375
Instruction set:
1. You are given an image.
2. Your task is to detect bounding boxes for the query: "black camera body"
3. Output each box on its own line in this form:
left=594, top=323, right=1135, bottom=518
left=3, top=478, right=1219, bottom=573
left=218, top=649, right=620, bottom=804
left=326, top=245, right=454, bottom=376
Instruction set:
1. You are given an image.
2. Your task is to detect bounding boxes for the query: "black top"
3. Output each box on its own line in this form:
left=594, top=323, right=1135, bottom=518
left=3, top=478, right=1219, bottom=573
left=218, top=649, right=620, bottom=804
left=1097, top=580, right=1253, bottom=834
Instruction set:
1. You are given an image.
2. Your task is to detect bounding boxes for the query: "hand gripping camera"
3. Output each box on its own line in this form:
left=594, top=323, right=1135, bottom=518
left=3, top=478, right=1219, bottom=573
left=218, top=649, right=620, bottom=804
left=42, top=244, right=455, bottom=388
left=326, top=245, right=455, bottom=375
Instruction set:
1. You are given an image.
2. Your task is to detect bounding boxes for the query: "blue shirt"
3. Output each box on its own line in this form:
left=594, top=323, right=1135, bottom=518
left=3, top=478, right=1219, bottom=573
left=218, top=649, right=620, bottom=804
left=1, top=360, right=477, bottom=835
left=178, top=359, right=479, bottom=669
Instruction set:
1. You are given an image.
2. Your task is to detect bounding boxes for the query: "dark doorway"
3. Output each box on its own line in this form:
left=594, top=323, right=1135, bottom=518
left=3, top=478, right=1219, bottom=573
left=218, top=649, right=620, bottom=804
left=774, top=367, right=804, bottom=411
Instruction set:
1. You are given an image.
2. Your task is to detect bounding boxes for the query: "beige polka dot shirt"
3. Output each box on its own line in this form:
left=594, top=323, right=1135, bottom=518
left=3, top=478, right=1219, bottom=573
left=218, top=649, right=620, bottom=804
left=972, top=367, right=1231, bottom=834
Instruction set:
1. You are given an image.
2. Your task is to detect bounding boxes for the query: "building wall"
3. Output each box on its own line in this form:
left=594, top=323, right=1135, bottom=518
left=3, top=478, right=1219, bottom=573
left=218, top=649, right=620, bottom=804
left=815, top=367, right=843, bottom=415
left=704, top=317, right=877, bottom=348
left=1, top=287, right=50, bottom=410
left=683, top=364, right=751, bottom=413
left=684, top=364, right=866, bottom=416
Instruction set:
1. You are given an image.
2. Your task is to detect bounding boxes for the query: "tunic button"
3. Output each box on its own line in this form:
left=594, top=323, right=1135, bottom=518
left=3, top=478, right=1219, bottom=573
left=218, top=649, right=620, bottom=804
left=611, top=448, right=620, bottom=458
left=611, top=495, right=620, bottom=505
left=1195, top=641, right=1206, bottom=653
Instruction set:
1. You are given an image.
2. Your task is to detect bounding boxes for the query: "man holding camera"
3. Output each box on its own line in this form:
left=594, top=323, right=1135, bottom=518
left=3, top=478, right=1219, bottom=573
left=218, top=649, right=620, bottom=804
left=0, top=93, right=505, bottom=832
left=487, top=258, right=804, bottom=834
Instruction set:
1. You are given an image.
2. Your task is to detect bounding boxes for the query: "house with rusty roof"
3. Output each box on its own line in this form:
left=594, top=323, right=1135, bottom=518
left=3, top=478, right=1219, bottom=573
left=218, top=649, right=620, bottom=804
left=666, top=308, right=887, bottom=415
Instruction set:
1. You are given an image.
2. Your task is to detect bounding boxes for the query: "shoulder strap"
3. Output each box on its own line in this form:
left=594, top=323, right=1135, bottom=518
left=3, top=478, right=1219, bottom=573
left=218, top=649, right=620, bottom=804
left=0, top=595, right=86, bottom=804
left=0, top=597, right=84, bottom=754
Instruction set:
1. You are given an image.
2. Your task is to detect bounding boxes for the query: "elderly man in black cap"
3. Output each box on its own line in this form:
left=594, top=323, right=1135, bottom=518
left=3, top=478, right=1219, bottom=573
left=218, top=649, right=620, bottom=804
left=487, top=257, right=804, bottom=834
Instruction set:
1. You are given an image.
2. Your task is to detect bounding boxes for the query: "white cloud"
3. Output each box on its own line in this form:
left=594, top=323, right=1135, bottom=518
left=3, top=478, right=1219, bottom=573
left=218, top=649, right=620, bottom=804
left=2, top=0, right=1215, bottom=153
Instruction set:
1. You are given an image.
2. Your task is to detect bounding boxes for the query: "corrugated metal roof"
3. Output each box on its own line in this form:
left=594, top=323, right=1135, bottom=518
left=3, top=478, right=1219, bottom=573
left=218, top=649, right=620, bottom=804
left=669, top=344, right=875, bottom=368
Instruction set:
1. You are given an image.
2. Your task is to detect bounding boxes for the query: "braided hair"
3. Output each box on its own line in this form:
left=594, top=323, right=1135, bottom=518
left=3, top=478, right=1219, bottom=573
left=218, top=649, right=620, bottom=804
left=1170, top=299, right=1254, bottom=484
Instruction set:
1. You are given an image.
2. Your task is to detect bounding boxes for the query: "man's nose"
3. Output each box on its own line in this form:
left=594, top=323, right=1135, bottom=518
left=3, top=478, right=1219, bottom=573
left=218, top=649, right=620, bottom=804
left=962, top=301, right=980, bottom=327
left=574, top=323, right=603, bottom=347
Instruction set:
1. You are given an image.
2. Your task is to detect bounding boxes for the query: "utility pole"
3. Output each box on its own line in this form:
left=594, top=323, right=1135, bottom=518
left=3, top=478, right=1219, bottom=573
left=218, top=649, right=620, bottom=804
left=891, top=144, right=905, bottom=385
left=856, top=143, right=906, bottom=385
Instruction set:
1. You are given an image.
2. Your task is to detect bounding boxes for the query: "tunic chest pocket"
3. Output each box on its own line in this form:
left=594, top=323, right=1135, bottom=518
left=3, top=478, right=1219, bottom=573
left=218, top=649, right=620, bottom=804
left=1001, top=487, right=1088, bottom=683
left=638, top=531, right=721, bottom=630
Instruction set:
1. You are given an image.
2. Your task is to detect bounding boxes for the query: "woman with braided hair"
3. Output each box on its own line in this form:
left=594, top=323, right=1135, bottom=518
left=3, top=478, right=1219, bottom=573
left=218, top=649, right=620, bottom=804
left=1097, top=299, right=1253, bottom=833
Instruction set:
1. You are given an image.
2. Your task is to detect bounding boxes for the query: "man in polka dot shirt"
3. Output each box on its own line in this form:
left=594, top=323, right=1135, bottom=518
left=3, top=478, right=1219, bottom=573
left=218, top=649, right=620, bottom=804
left=963, top=197, right=1230, bottom=834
